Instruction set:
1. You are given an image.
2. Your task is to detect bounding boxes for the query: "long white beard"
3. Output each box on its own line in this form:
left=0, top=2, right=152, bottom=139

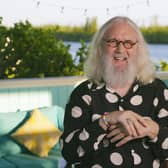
left=103, top=54, right=137, bottom=88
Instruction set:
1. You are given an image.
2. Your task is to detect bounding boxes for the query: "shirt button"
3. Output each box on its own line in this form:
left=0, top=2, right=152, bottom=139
left=120, top=99, right=124, bottom=102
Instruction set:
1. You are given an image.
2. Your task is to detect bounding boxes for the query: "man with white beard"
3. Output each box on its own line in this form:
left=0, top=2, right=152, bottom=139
left=61, top=16, right=168, bottom=168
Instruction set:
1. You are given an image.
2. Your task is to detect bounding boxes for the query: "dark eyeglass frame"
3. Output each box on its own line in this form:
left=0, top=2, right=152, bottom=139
left=103, top=38, right=138, bottom=49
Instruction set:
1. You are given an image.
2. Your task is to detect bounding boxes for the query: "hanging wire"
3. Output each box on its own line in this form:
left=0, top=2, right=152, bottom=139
left=32, top=0, right=151, bottom=15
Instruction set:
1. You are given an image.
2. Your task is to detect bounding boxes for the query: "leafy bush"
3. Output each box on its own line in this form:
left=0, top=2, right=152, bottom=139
left=40, top=17, right=97, bottom=42
left=141, top=26, right=168, bottom=43
left=0, top=20, right=80, bottom=79
left=74, top=40, right=89, bottom=75
left=159, top=61, right=168, bottom=71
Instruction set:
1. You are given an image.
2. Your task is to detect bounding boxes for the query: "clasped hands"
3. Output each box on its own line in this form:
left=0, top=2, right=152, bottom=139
left=99, top=110, right=159, bottom=147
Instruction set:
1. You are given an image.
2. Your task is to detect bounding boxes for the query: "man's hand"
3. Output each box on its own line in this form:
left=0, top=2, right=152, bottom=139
left=106, top=113, right=159, bottom=147
left=105, top=110, right=147, bottom=137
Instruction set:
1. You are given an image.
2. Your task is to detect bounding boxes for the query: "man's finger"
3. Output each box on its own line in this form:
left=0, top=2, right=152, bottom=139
left=107, top=128, right=120, bottom=138
left=110, top=133, right=125, bottom=143
left=115, top=136, right=133, bottom=147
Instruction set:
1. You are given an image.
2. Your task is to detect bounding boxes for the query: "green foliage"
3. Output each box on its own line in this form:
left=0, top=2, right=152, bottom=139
left=55, top=31, right=93, bottom=42
left=141, top=26, right=168, bottom=43
left=0, top=17, right=2, bottom=24
left=84, top=17, right=98, bottom=33
left=159, top=61, right=168, bottom=71
left=0, top=20, right=9, bottom=78
left=40, top=19, right=168, bottom=43
left=0, top=20, right=79, bottom=79
left=38, top=17, right=98, bottom=42
left=74, top=40, right=89, bottom=75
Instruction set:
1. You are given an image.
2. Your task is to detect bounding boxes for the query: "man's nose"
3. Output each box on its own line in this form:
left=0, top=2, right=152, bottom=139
left=115, top=43, right=125, bottom=53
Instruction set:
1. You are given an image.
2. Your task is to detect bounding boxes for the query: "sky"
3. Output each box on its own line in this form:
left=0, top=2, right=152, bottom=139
left=0, top=0, right=168, bottom=27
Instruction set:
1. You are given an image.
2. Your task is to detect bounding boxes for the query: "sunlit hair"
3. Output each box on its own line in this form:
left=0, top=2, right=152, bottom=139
left=84, top=16, right=155, bottom=85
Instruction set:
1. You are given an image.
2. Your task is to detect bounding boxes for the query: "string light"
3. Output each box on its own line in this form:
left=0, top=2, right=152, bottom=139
left=147, top=0, right=150, bottom=7
left=36, top=1, right=40, bottom=8
left=106, top=8, right=110, bottom=16
left=83, top=9, right=88, bottom=16
left=60, top=6, right=64, bottom=13
left=32, top=0, right=151, bottom=15
left=126, top=5, right=130, bottom=12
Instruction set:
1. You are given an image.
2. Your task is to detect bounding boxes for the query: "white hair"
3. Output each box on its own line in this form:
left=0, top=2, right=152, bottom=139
left=84, top=16, right=155, bottom=85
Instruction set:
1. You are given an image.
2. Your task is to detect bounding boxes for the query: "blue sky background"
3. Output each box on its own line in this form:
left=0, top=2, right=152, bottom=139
left=0, top=0, right=168, bottom=27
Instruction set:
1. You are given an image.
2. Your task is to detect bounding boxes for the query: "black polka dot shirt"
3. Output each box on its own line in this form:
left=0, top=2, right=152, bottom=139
left=61, top=78, right=168, bottom=168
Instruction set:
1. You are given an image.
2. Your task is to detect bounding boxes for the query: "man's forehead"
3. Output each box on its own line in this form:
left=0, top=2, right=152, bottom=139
left=104, top=22, right=138, bottom=39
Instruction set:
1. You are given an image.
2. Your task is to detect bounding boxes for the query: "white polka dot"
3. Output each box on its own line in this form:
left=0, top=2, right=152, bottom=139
left=131, top=150, right=142, bottom=165
left=77, top=146, right=85, bottom=157
left=153, top=97, right=159, bottom=107
left=142, top=139, right=149, bottom=149
left=162, top=138, right=168, bottom=149
left=65, top=130, right=79, bottom=143
left=158, top=108, right=168, bottom=118
left=97, top=134, right=106, bottom=141
left=105, top=93, right=118, bottom=103
left=164, top=89, right=168, bottom=100
left=82, top=95, right=92, bottom=105
left=96, top=84, right=105, bottom=90
left=110, top=152, right=123, bottom=165
left=93, top=134, right=106, bottom=151
left=88, top=82, right=93, bottom=89
left=92, top=114, right=101, bottom=122
left=119, top=106, right=124, bottom=111
left=133, top=84, right=139, bottom=92
left=71, top=106, right=82, bottom=118
left=153, top=159, right=160, bottom=168
left=93, top=142, right=99, bottom=151
left=130, top=95, right=143, bottom=106
left=79, top=128, right=89, bottom=141
left=91, top=164, right=103, bottom=168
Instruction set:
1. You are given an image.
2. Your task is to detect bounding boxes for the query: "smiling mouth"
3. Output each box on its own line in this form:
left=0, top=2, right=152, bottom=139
left=114, top=55, right=128, bottom=61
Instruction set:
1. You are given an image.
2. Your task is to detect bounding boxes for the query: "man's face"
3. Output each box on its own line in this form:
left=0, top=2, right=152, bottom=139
left=102, top=21, right=138, bottom=72
left=102, top=21, right=139, bottom=87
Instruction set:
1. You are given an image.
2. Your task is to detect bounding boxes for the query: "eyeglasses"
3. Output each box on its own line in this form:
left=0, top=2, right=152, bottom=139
left=103, top=38, right=138, bottom=49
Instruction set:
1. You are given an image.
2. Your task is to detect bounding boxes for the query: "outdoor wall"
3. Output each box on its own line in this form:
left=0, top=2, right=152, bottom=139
left=0, top=73, right=167, bottom=113
left=0, top=76, right=85, bottom=113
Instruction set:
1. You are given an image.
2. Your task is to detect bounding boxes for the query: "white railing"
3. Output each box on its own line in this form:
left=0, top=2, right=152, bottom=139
left=0, top=76, right=86, bottom=89
left=0, top=72, right=168, bottom=89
